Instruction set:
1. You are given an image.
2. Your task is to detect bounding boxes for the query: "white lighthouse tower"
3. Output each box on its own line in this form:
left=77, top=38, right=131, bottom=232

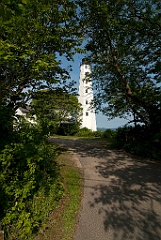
left=78, top=58, right=97, bottom=131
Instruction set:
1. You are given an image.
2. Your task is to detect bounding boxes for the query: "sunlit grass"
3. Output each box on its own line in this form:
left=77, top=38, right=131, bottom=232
left=59, top=153, right=83, bottom=240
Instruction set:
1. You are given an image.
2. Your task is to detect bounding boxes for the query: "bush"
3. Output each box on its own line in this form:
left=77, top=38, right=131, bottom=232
left=113, top=125, right=161, bottom=160
left=0, top=120, right=63, bottom=239
left=74, top=128, right=103, bottom=137
left=75, top=127, right=93, bottom=137
left=103, top=129, right=116, bottom=139
left=151, top=132, right=161, bottom=160
left=92, top=130, right=103, bottom=137
left=57, top=122, right=80, bottom=136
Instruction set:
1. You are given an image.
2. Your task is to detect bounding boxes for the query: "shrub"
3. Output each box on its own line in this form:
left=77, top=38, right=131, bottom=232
left=74, top=128, right=102, bottom=137
left=103, top=129, right=116, bottom=139
left=57, top=122, right=80, bottom=136
left=92, top=130, right=103, bottom=137
left=151, top=132, right=161, bottom=160
left=0, top=120, right=63, bottom=239
left=113, top=125, right=161, bottom=160
left=75, top=127, right=93, bottom=137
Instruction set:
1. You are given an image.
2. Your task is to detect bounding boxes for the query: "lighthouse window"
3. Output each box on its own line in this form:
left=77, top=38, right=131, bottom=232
left=86, top=100, right=88, bottom=104
left=85, top=89, right=88, bottom=93
left=85, top=71, right=89, bottom=76
left=86, top=112, right=89, bottom=116
left=85, top=65, right=88, bottom=69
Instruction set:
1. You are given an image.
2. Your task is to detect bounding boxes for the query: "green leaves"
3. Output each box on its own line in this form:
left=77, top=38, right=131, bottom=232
left=0, top=0, right=81, bottom=108
left=31, top=89, right=82, bottom=135
left=0, top=1, right=82, bottom=238
left=21, top=0, right=29, bottom=4
left=0, top=121, right=63, bottom=239
left=80, top=0, right=161, bottom=128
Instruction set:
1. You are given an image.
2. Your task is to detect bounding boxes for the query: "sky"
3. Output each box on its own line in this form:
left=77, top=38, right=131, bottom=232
left=61, top=53, right=129, bottom=129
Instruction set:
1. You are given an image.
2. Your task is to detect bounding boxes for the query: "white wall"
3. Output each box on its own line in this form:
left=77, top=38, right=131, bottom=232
left=78, top=62, right=97, bottom=131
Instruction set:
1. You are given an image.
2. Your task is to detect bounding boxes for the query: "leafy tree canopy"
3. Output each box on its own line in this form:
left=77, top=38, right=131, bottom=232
left=79, top=0, right=161, bottom=129
left=0, top=0, right=82, bottom=110
left=31, top=88, right=82, bottom=132
left=0, top=2, right=83, bottom=237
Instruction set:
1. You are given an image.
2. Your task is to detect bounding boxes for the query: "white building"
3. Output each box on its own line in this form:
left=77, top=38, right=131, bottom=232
left=78, top=58, right=97, bottom=131
left=15, top=106, right=36, bottom=124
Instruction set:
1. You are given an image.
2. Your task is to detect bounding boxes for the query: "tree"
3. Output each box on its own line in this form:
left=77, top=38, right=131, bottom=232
left=79, top=0, right=161, bottom=130
left=0, top=0, right=82, bottom=111
left=0, top=0, right=82, bottom=156
left=31, top=88, right=82, bottom=135
left=0, top=1, right=82, bottom=238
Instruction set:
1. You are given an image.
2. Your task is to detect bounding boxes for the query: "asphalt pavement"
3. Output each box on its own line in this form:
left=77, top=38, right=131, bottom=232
left=50, top=137, right=161, bottom=240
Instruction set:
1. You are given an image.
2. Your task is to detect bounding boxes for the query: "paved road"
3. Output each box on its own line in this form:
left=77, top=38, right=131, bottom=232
left=50, top=137, right=161, bottom=240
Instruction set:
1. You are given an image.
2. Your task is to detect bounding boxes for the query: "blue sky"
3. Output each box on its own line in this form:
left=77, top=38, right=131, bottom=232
left=61, top=53, right=129, bottom=129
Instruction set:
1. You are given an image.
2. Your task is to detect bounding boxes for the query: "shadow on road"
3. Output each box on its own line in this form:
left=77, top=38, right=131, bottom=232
left=90, top=155, right=161, bottom=240
left=50, top=137, right=161, bottom=240
left=49, top=137, right=117, bottom=158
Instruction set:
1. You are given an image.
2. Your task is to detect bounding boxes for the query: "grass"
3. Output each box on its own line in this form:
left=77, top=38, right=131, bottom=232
left=35, top=152, right=83, bottom=240
left=51, top=134, right=109, bottom=141
left=60, top=153, right=83, bottom=239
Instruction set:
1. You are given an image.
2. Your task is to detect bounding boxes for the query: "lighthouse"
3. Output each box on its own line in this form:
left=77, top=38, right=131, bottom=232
left=78, top=58, right=97, bottom=131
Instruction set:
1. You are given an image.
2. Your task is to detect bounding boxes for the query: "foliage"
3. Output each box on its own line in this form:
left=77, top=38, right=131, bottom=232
left=0, top=120, right=63, bottom=239
left=0, top=0, right=82, bottom=110
left=0, top=106, right=14, bottom=150
left=92, top=130, right=103, bottom=137
left=57, top=122, right=80, bottom=136
left=79, top=0, right=161, bottom=130
left=0, top=2, right=82, bottom=238
left=75, top=127, right=103, bottom=137
left=113, top=125, right=161, bottom=160
left=74, top=127, right=92, bottom=137
left=103, top=129, right=116, bottom=139
left=31, top=89, right=82, bottom=135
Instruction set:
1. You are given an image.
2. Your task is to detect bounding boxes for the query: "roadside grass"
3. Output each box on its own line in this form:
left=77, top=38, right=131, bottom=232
left=35, top=151, right=83, bottom=240
left=59, top=153, right=83, bottom=240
